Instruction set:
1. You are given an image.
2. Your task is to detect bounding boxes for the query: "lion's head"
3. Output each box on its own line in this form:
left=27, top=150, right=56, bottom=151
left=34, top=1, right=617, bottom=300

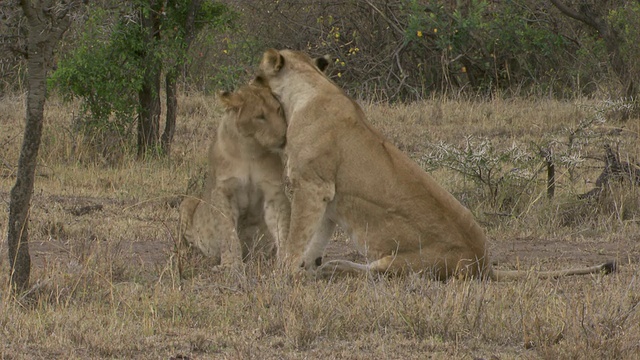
left=258, top=49, right=330, bottom=80
left=218, top=83, right=287, bottom=150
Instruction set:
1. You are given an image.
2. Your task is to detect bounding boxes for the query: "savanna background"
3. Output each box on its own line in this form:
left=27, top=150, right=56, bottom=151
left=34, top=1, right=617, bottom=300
left=1, top=1, right=639, bottom=359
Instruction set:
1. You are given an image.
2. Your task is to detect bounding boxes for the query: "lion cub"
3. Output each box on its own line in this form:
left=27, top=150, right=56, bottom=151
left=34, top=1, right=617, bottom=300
left=179, top=83, right=290, bottom=268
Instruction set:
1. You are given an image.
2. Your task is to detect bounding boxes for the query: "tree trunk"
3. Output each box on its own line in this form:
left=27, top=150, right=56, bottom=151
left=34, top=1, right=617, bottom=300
left=136, top=0, right=163, bottom=159
left=540, top=147, right=555, bottom=199
left=137, top=68, right=161, bottom=158
left=6, top=63, right=42, bottom=289
left=161, top=70, right=177, bottom=156
left=8, top=0, right=75, bottom=292
left=159, top=0, right=203, bottom=157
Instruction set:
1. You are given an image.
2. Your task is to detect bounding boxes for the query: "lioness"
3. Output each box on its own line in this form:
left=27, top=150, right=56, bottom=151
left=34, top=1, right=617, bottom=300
left=179, top=83, right=290, bottom=267
left=257, top=48, right=616, bottom=280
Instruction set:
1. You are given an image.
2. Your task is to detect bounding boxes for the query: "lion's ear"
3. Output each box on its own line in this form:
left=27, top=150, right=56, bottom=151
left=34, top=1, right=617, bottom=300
left=315, top=55, right=331, bottom=73
left=260, top=49, right=285, bottom=76
left=218, top=90, right=244, bottom=110
left=251, top=76, right=269, bottom=88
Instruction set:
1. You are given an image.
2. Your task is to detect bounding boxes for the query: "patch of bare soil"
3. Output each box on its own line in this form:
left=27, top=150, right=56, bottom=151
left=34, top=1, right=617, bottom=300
left=489, top=235, right=638, bottom=270
left=22, top=193, right=638, bottom=276
left=9, top=192, right=175, bottom=271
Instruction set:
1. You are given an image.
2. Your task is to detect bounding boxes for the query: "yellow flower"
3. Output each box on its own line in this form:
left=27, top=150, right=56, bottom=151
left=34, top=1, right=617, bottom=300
left=337, top=72, right=342, bottom=78
left=461, top=66, right=467, bottom=73
left=417, top=30, right=423, bottom=37
left=223, top=49, right=228, bottom=54
left=433, top=28, right=438, bottom=33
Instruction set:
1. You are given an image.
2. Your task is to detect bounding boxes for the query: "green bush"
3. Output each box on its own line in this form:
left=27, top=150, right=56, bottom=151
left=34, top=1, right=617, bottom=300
left=404, top=0, right=568, bottom=94
left=49, top=8, right=145, bottom=136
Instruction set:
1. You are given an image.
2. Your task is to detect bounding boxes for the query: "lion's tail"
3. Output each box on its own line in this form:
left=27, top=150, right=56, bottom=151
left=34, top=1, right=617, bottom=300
left=488, top=260, right=617, bottom=281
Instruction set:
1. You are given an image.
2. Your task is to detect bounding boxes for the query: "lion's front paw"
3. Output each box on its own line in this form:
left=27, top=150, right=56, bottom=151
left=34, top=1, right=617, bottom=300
left=297, top=255, right=323, bottom=274
left=286, top=256, right=322, bottom=282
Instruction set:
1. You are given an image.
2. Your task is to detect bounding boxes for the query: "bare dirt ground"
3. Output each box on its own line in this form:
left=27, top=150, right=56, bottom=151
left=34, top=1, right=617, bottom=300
left=18, top=192, right=638, bottom=276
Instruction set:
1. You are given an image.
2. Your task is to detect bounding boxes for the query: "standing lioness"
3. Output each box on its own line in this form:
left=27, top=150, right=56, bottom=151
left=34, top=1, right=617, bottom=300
left=179, top=83, right=290, bottom=268
left=257, top=48, right=615, bottom=280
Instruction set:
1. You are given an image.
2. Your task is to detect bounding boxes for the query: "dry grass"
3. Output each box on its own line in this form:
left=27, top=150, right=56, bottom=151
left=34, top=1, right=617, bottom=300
left=1, top=93, right=639, bottom=359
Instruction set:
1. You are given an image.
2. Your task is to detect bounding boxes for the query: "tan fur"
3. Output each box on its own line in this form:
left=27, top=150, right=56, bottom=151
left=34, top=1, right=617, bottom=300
left=257, top=48, right=616, bottom=280
left=179, top=83, right=290, bottom=267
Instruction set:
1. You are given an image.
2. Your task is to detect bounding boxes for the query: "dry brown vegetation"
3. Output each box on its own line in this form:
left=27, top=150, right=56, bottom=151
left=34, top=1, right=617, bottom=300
left=1, top=93, right=639, bottom=359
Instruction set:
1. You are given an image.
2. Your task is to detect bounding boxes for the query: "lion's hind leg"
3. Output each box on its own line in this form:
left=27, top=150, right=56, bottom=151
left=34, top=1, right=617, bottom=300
left=318, top=256, right=402, bottom=278
left=319, top=251, right=488, bottom=280
left=318, top=259, right=373, bottom=278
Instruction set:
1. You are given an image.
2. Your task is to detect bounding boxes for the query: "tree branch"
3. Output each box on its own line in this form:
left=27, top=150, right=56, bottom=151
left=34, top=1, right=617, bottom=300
left=18, top=0, right=34, bottom=20
left=362, top=0, right=404, bottom=36
left=549, top=0, right=598, bottom=30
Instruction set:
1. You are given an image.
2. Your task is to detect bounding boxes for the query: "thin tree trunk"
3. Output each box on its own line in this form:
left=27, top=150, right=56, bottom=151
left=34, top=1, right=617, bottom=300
left=8, top=0, right=75, bottom=292
left=6, top=58, right=43, bottom=290
left=137, top=69, right=161, bottom=158
left=136, top=0, right=162, bottom=159
left=159, top=0, right=203, bottom=157
left=540, top=147, right=555, bottom=199
left=161, top=70, right=177, bottom=155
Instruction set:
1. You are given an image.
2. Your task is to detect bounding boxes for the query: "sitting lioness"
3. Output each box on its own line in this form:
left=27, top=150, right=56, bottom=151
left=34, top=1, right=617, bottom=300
left=179, top=83, right=290, bottom=268
left=257, top=48, right=616, bottom=280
